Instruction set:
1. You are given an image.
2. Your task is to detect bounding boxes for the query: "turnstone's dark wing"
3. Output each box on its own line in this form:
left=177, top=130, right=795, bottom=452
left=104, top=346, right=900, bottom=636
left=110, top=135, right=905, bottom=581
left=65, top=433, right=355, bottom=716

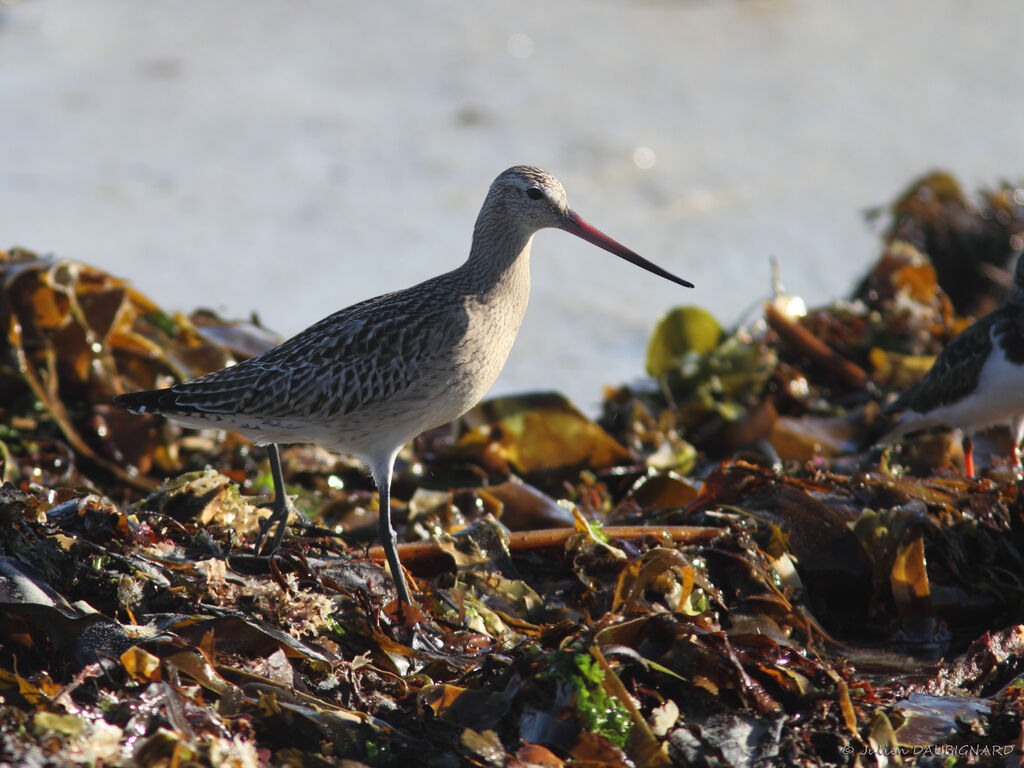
left=886, top=313, right=998, bottom=416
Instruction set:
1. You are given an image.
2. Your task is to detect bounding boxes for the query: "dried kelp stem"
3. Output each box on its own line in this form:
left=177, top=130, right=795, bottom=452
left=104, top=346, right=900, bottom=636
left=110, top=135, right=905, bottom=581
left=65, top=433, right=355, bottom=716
left=7, top=314, right=154, bottom=491
left=764, top=301, right=869, bottom=389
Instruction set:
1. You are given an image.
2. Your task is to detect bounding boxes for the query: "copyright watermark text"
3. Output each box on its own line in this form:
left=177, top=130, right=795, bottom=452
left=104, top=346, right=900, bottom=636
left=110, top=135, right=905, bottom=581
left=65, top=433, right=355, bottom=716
left=841, top=744, right=1015, bottom=758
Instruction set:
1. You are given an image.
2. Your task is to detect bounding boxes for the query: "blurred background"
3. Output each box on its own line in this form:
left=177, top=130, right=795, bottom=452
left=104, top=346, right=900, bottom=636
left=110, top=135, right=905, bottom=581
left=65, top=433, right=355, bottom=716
left=1, top=0, right=1021, bottom=411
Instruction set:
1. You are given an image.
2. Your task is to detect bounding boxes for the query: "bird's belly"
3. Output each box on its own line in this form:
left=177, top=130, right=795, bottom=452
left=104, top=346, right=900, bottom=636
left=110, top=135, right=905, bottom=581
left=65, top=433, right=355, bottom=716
left=921, top=346, right=1024, bottom=430
left=177, top=346, right=509, bottom=455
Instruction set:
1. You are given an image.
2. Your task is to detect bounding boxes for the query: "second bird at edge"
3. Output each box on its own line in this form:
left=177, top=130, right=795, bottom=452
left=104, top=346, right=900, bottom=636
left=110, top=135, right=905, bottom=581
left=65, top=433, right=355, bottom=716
left=881, top=252, right=1024, bottom=477
left=113, top=165, right=694, bottom=607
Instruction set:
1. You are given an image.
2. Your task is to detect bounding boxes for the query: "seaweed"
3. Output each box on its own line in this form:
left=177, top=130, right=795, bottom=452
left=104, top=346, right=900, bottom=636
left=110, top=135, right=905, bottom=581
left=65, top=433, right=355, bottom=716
left=2, top=173, right=1024, bottom=766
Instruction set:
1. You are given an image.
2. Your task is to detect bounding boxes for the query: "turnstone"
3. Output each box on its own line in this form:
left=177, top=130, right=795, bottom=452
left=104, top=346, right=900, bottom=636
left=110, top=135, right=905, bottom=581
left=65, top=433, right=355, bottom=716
left=882, top=253, right=1024, bottom=476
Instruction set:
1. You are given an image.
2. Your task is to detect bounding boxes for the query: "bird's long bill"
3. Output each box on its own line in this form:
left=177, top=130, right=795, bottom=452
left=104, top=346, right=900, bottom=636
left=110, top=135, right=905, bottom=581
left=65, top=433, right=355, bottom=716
left=559, top=210, right=694, bottom=288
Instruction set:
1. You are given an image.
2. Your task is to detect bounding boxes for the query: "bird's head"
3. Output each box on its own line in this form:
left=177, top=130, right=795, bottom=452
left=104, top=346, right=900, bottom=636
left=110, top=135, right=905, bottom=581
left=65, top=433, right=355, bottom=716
left=482, top=165, right=694, bottom=289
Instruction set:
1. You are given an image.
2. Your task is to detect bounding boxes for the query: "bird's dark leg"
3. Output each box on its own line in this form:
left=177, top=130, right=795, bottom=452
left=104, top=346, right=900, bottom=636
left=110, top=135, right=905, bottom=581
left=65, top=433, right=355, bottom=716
left=376, top=466, right=413, bottom=606
left=255, top=443, right=293, bottom=555
left=1011, top=419, right=1024, bottom=476
left=963, top=435, right=975, bottom=479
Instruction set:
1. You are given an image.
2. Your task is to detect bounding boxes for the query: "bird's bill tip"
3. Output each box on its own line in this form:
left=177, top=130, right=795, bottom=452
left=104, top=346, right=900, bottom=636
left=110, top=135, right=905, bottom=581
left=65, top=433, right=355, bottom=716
left=559, top=211, right=694, bottom=289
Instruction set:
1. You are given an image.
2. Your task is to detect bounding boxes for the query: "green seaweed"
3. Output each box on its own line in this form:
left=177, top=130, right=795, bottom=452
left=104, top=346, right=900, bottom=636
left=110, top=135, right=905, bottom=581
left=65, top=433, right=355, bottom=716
left=542, top=650, right=632, bottom=749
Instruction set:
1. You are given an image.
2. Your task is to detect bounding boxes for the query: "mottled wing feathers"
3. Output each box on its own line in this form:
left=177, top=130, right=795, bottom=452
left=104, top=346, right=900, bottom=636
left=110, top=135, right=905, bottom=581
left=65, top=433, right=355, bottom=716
left=992, top=298, right=1024, bottom=366
left=887, top=311, right=1000, bottom=415
left=115, top=280, right=470, bottom=420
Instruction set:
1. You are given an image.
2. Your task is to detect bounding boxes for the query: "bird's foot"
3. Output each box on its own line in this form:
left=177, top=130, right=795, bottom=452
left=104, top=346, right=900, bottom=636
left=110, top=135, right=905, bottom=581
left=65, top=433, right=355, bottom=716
left=254, top=494, right=300, bottom=556
left=389, top=561, right=414, bottom=610
left=385, top=594, right=424, bottom=627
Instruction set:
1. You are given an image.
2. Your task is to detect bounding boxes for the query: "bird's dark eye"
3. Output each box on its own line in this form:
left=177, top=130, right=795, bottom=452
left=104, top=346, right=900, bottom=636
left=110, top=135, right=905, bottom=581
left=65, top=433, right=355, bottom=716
left=526, top=187, right=543, bottom=200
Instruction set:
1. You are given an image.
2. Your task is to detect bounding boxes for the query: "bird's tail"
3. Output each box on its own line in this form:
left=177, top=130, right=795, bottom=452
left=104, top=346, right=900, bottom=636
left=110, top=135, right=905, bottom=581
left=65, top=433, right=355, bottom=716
left=112, top=389, right=178, bottom=415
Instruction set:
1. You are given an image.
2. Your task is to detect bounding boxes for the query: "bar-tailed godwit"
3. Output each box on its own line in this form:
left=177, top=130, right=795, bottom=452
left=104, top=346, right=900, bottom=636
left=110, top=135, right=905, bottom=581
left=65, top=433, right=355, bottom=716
left=114, top=166, right=693, bottom=605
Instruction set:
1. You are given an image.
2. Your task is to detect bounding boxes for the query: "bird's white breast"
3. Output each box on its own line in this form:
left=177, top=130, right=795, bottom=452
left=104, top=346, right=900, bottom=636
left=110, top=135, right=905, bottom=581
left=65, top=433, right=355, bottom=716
left=900, top=337, right=1024, bottom=435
